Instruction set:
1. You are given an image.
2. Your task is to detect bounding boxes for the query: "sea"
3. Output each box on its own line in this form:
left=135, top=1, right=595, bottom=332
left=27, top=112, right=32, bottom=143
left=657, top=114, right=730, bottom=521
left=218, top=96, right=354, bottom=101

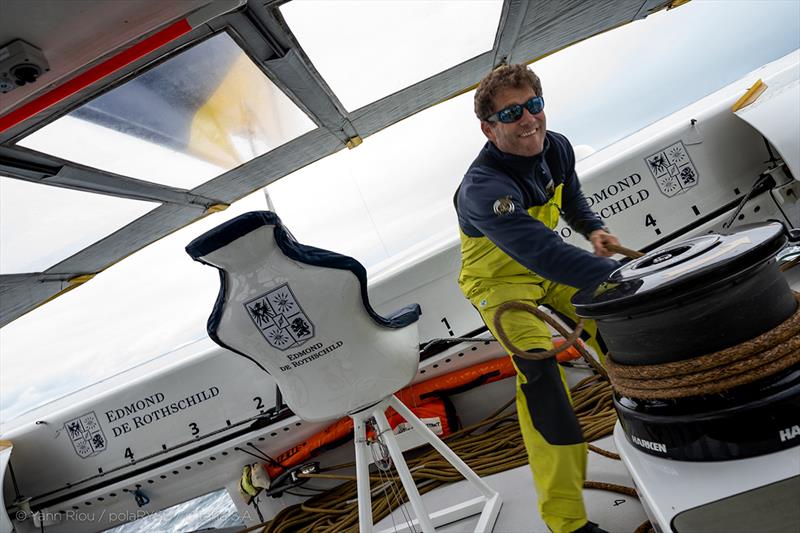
left=106, top=489, right=243, bottom=532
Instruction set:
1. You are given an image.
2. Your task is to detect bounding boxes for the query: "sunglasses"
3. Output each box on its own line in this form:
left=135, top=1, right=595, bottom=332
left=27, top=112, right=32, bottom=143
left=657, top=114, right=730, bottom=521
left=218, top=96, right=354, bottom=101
left=486, top=96, right=545, bottom=123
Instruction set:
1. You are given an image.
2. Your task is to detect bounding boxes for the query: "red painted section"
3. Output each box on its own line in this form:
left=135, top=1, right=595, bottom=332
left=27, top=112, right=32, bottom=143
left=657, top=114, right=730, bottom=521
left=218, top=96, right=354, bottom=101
left=0, top=18, right=193, bottom=134
left=265, top=398, right=453, bottom=481
left=264, top=356, right=519, bottom=480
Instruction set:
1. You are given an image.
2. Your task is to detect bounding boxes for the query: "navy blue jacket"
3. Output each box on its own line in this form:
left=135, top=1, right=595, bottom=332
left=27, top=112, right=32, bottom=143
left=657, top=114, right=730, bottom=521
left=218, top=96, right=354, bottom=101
left=456, top=131, right=619, bottom=289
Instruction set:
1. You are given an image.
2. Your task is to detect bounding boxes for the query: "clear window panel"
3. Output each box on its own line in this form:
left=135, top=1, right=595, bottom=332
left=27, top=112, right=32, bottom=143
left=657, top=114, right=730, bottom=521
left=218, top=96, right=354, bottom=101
left=532, top=1, right=800, bottom=154
left=266, top=89, right=484, bottom=273
left=0, top=187, right=269, bottom=426
left=18, top=32, right=315, bottom=189
left=281, top=0, right=503, bottom=111
left=0, top=177, right=156, bottom=274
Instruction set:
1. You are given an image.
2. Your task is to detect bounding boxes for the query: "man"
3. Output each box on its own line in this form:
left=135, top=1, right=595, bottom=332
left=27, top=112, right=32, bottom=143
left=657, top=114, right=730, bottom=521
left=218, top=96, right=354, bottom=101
left=455, top=64, right=620, bottom=533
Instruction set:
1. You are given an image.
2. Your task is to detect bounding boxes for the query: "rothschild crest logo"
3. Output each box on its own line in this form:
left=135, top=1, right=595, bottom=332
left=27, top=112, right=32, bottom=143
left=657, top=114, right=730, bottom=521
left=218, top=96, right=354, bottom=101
left=65, top=412, right=107, bottom=458
left=493, top=196, right=515, bottom=216
left=645, top=141, right=698, bottom=198
left=245, top=283, right=315, bottom=351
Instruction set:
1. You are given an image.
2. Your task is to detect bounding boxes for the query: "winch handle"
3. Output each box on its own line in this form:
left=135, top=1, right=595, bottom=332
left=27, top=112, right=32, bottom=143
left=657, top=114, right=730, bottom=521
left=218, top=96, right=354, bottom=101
left=606, top=243, right=645, bottom=260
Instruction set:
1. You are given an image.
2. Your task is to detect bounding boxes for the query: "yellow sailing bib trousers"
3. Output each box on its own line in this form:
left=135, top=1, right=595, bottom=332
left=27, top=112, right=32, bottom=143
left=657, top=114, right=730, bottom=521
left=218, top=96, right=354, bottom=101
left=459, top=182, right=606, bottom=533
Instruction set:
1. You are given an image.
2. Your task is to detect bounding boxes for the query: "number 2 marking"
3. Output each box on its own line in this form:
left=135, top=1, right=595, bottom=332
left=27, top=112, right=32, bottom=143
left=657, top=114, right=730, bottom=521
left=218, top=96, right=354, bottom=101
left=253, top=396, right=264, bottom=410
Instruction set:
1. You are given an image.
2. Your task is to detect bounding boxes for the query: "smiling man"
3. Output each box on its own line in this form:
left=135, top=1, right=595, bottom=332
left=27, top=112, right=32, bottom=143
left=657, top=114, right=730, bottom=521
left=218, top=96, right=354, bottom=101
left=454, top=64, right=620, bottom=533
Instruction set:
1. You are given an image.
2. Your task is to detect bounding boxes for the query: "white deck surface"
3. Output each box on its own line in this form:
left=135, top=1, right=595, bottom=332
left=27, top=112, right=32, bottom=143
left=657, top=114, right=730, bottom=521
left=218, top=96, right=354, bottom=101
left=374, top=435, right=648, bottom=533
left=615, top=423, right=800, bottom=533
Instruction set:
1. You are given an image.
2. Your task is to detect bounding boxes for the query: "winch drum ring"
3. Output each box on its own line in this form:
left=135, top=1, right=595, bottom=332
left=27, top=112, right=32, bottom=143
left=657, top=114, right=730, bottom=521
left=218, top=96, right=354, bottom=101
left=572, top=223, right=795, bottom=364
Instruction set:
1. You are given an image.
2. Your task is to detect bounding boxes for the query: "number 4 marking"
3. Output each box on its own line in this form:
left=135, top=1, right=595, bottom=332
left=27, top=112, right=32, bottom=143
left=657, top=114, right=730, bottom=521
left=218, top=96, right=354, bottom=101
left=645, top=214, right=662, bottom=236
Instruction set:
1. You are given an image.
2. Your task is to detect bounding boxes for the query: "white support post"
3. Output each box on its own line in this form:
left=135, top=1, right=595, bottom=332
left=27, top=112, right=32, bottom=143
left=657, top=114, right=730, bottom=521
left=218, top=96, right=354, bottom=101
left=372, top=402, right=437, bottom=533
left=352, top=413, right=375, bottom=533
left=387, top=395, right=499, bottom=499
left=350, top=396, right=502, bottom=533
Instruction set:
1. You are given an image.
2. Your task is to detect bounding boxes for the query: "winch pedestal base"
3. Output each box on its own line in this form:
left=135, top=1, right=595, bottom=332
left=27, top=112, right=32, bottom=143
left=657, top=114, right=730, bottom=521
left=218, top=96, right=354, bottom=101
left=615, top=365, right=800, bottom=461
left=615, top=423, right=800, bottom=533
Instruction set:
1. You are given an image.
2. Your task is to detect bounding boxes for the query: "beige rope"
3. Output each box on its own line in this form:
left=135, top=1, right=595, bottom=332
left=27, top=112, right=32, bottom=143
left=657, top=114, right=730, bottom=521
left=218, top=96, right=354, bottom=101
left=492, top=300, right=607, bottom=378
left=606, top=243, right=645, bottom=259
left=606, top=293, right=800, bottom=399
left=780, top=255, right=800, bottom=272
left=254, top=377, right=623, bottom=533
left=493, top=301, right=583, bottom=360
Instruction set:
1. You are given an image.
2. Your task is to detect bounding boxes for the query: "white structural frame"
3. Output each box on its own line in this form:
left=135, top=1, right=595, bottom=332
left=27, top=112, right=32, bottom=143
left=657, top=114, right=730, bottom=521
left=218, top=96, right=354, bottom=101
left=351, top=395, right=502, bottom=533
left=0, top=441, right=14, bottom=533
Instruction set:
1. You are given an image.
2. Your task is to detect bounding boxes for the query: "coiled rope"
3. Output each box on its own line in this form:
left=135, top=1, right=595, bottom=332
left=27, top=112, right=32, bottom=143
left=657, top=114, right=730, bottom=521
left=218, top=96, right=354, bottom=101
left=606, top=293, right=800, bottom=399
left=491, top=242, right=800, bottom=402
left=780, top=255, right=799, bottom=272
left=490, top=242, right=645, bottom=371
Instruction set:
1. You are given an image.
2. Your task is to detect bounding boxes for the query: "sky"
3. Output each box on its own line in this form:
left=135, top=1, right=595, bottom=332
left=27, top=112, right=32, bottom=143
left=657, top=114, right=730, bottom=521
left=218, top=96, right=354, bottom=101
left=1, top=0, right=799, bottom=426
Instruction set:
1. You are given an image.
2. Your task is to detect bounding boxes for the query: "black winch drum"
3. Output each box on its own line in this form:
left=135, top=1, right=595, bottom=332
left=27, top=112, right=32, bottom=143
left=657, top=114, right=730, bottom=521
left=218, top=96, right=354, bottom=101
left=572, top=222, right=796, bottom=363
left=572, top=222, right=800, bottom=461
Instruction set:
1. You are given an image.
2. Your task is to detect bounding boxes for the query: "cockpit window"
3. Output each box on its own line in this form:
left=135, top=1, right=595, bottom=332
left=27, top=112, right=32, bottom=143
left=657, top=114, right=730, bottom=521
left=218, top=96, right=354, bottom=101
left=0, top=176, right=156, bottom=274
left=17, top=32, right=315, bottom=189
left=280, top=0, right=503, bottom=111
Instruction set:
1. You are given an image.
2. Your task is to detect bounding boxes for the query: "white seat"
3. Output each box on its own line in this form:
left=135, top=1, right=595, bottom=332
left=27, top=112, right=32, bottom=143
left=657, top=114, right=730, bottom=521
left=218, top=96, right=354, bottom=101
left=187, top=211, right=501, bottom=532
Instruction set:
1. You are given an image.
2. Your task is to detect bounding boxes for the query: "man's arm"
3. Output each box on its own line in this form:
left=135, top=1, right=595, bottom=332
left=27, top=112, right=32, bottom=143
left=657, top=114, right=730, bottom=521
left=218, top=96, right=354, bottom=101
left=555, top=134, right=621, bottom=256
left=460, top=169, right=619, bottom=289
left=588, top=229, right=620, bottom=257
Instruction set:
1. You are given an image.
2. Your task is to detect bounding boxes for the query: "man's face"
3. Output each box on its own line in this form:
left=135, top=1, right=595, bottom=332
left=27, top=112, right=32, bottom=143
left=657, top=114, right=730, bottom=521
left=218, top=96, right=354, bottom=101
left=480, top=85, right=546, bottom=157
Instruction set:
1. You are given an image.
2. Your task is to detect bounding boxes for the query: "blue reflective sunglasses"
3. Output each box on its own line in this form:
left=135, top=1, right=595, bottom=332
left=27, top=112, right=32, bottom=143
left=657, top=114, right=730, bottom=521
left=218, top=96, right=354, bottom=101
left=486, top=96, right=545, bottom=123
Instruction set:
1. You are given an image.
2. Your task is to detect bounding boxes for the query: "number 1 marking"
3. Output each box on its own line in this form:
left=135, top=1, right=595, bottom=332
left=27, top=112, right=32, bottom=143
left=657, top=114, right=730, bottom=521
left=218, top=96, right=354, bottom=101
left=441, top=317, right=454, bottom=337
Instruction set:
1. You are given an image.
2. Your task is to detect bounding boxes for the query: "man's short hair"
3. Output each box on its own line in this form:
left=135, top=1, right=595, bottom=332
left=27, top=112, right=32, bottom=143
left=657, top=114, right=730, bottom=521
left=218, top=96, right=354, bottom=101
left=474, top=64, right=543, bottom=121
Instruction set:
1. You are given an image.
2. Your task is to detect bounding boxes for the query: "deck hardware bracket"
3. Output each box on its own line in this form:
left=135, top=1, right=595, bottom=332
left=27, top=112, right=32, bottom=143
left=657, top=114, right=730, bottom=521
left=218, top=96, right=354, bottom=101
left=346, top=136, right=362, bottom=150
left=133, top=489, right=150, bottom=507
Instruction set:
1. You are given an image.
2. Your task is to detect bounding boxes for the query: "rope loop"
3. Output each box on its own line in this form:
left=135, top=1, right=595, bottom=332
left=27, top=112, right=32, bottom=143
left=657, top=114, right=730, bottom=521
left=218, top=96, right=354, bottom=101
left=492, top=300, right=608, bottom=378
left=492, top=301, right=583, bottom=360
